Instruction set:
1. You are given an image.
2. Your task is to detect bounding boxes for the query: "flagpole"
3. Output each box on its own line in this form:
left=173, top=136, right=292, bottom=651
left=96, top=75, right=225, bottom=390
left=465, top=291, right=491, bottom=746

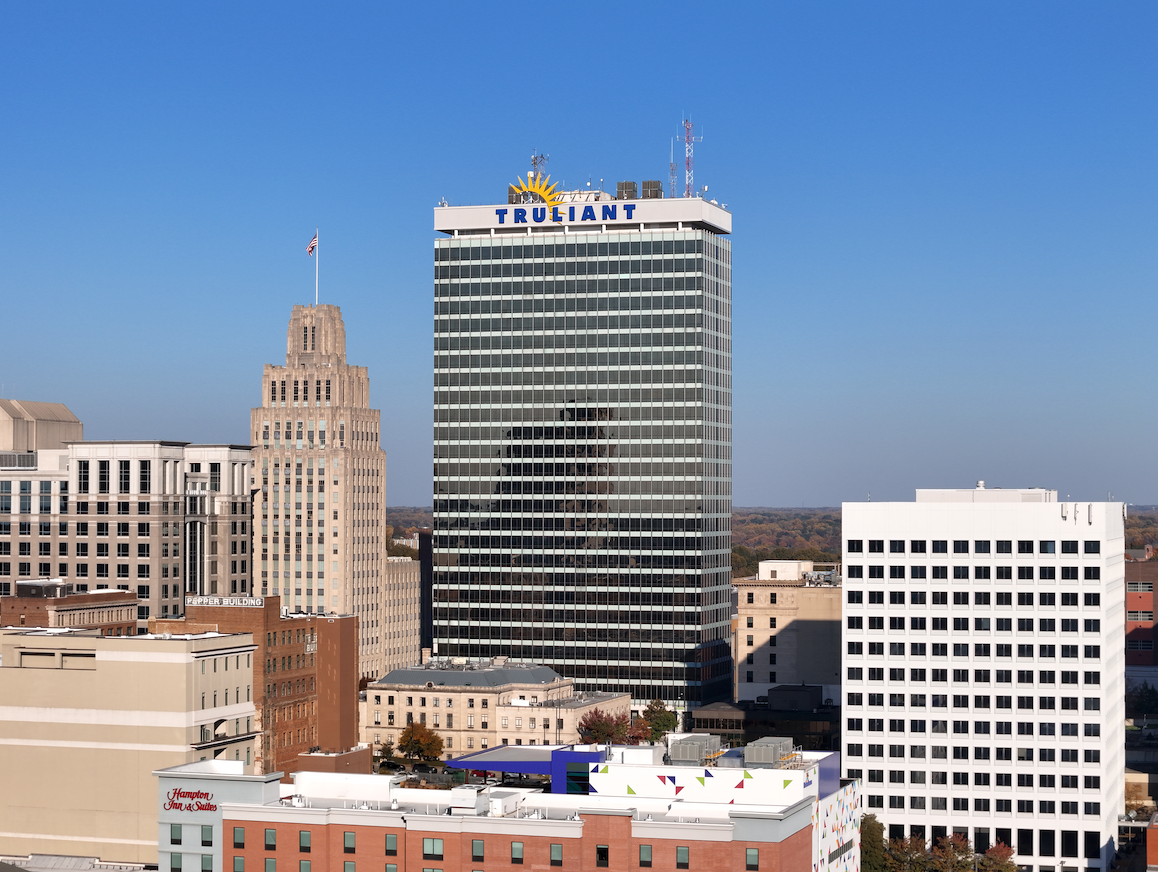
left=314, top=226, right=319, bottom=306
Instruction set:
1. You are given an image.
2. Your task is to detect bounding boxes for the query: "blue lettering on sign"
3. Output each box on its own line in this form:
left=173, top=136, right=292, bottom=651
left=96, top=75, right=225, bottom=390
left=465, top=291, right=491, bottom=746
left=492, top=203, right=641, bottom=224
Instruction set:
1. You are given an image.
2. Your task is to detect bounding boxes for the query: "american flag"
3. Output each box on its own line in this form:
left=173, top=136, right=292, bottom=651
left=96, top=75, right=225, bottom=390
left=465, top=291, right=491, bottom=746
left=306, top=233, right=318, bottom=256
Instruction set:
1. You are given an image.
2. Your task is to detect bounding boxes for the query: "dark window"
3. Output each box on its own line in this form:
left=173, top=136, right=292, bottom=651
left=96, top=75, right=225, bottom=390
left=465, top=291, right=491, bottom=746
left=596, top=845, right=609, bottom=868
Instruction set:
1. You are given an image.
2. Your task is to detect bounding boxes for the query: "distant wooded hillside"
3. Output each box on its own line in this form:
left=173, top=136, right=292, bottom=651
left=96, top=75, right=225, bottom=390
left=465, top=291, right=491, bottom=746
left=1127, top=508, right=1158, bottom=549
left=385, top=504, right=1158, bottom=578
left=385, top=507, right=433, bottom=539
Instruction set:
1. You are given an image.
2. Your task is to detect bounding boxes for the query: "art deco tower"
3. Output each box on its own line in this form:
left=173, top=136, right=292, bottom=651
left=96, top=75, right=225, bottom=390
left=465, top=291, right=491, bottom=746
left=251, top=304, right=395, bottom=679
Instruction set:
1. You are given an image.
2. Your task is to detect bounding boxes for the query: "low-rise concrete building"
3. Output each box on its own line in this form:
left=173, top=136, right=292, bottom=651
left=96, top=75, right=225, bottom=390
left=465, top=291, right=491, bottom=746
left=732, top=560, right=842, bottom=703
left=361, top=657, right=630, bottom=758
left=0, top=627, right=257, bottom=864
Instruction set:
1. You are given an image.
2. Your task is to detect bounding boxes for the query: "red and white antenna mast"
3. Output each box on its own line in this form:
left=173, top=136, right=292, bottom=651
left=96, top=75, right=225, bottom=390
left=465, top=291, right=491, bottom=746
left=683, top=119, right=703, bottom=198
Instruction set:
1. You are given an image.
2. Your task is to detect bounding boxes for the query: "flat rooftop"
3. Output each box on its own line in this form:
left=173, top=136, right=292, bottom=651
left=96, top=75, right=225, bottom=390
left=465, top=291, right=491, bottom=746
left=374, top=659, right=564, bottom=688
left=435, top=195, right=731, bottom=236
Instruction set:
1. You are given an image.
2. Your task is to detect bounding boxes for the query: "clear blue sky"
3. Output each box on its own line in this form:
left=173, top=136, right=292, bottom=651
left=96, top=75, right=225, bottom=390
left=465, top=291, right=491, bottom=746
left=2, top=3, right=1154, bottom=507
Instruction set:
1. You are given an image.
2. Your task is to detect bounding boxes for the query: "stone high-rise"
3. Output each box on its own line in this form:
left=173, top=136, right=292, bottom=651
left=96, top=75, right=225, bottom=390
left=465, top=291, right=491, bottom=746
left=251, top=304, right=403, bottom=679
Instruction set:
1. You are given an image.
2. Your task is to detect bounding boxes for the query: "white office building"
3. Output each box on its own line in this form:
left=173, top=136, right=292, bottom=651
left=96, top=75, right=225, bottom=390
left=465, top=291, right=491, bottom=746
left=841, top=484, right=1124, bottom=872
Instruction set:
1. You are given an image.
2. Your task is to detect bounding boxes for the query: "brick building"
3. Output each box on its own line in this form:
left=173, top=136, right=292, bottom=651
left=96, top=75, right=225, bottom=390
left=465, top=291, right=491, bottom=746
left=152, top=595, right=367, bottom=779
left=0, top=579, right=137, bottom=635
left=157, top=744, right=858, bottom=872
left=1126, top=561, right=1158, bottom=666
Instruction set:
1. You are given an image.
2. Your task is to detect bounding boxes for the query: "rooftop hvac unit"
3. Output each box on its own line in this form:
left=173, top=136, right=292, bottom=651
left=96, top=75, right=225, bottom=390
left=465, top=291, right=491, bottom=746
left=669, top=734, right=721, bottom=762
left=508, top=185, right=520, bottom=205
left=743, top=736, right=794, bottom=766
left=641, top=180, right=663, bottom=199
left=616, top=181, right=638, bottom=200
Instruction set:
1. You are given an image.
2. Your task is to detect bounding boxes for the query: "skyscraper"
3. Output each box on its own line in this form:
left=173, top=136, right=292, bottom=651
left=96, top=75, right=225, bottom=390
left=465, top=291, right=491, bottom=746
left=251, top=304, right=401, bottom=679
left=841, top=485, right=1124, bottom=868
left=430, top=181, right=733, bottom=708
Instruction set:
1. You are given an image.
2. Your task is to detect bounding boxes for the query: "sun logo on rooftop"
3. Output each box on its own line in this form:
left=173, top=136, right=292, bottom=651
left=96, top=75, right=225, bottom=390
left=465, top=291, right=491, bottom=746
left=511, top=172, right=563, bottom=210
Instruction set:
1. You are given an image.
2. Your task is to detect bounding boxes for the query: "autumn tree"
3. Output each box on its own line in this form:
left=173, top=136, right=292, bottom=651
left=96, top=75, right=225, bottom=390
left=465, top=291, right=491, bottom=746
left=397, top=722, right=444, bottom=761
left=577, top=708, right=631, bottom=744
left=640, top=699, right=679, bottom=743
left=976, top=842, right=1016, bottom=872
left=860, top=814, right=886, bottom=872
left=885, top=836, right=929, bottom=872
left=930, top=834, right=974, bottom=872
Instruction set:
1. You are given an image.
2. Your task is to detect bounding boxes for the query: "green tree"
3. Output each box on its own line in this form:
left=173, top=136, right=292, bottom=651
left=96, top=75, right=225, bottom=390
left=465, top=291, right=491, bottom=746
left=860, top=814, right=886, bottom=872
left=1127, top=681, right=1158, bottom=716
left=641, top=699, right=678, bottom=743
left=577, top=708, right=631, bottom=744
left=397, top=722, right=444, bottom=761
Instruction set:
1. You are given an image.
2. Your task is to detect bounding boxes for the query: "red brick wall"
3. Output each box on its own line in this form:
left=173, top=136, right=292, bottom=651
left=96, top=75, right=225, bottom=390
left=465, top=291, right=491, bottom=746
left=1126, top=563, right=1158, bottom=667
left=1148, top=817, right=1158, bottom=869
left=0, top=592, right=136, bottom=635
left=317, top=614, right=359, bottom=753
left=224, top=813, right=814, bottom=872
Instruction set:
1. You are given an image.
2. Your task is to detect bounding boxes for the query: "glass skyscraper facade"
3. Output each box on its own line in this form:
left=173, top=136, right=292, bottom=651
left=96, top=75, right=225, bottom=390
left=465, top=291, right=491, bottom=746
left=431, top=193, right=733, bottom=707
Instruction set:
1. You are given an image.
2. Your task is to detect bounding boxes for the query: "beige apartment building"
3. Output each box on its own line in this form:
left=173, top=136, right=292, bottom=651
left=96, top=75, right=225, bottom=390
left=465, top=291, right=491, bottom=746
left=0, top=627, right=257, bottom=864
left=0, top=402, right=255, bottom=630
left=360, top=657, right=630, bottom=758
left=381, top=556, right=421, bottom=675
left=733, top=559, right=842, bottom=703
left=250, top=304, right=408, bottom=681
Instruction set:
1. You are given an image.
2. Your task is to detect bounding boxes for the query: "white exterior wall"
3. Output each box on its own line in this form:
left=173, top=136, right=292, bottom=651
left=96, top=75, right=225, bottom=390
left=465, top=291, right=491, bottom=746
left=840, top=490, right=1124, bottom=870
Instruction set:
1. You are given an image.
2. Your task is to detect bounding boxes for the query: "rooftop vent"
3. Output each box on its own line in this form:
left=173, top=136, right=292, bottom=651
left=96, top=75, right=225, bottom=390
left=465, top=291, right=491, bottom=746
left=616, top=181, right=638, bottom=201
left=641, top=180, right=663, bottom=200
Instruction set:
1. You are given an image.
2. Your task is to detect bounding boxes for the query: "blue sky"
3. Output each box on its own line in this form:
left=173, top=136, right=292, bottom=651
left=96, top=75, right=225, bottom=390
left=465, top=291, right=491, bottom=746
left=1, top=2, right=1154, bottom=507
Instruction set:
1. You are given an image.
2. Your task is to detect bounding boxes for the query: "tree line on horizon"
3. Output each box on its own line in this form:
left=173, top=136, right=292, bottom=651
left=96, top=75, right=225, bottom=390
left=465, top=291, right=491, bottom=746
left=384, top=506, right=1158, bottom=578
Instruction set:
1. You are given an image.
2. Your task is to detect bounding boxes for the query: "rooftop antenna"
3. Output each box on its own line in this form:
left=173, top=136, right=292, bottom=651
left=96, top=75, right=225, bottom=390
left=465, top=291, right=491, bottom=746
left=683, top=118, right=703, bottom=198
left=531, top=150, right=549, bottom=182
left=669, top=137, right=677, bottom=199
